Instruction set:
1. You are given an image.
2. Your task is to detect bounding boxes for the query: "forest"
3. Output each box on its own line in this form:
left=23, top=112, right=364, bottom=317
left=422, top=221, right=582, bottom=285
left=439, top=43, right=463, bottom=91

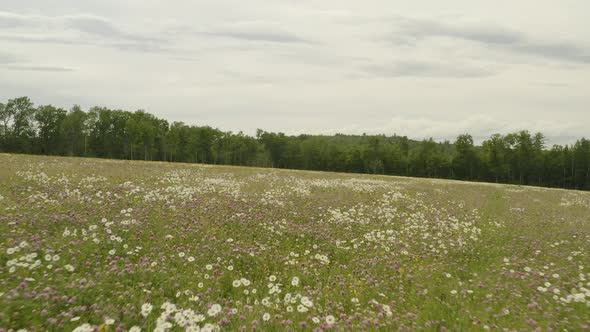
left=1, top=96, right=589, bottom=190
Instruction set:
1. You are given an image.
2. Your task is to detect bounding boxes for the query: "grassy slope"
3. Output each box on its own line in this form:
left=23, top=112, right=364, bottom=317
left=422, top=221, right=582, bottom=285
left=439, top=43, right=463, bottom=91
left=0, top=154, right=589, bottom=331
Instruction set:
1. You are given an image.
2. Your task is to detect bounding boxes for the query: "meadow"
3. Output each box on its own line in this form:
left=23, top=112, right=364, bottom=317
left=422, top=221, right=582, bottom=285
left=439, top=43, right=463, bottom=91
left=0, top=154, right=589, bottom=331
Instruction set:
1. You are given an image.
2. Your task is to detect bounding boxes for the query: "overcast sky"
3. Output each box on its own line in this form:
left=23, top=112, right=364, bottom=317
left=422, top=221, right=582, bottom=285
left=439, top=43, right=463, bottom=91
left=1, top=1, right=589, bottom=144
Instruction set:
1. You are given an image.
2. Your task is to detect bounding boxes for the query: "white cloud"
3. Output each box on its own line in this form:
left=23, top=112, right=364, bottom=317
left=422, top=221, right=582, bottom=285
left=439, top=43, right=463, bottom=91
left=0, top=1, right=588, bottom=144
left=387, top=16, right=590, bottom=64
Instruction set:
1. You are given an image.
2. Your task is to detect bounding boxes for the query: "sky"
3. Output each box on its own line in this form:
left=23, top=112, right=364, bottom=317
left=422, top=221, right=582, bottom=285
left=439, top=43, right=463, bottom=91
left=1, top=0, right=589, bottom=144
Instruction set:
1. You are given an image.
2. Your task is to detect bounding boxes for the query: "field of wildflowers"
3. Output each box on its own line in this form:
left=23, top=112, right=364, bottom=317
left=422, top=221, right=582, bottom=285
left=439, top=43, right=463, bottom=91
left=0, top=154, right=589, bottom=331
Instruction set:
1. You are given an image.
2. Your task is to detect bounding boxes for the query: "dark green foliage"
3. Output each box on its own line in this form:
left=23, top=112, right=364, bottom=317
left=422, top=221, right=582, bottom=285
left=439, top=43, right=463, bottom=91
left=0, top=96, right=588, bottom=190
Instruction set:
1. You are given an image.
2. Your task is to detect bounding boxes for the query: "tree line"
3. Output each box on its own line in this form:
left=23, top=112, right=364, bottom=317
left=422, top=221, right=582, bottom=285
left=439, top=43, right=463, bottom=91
left=1, top=96, right=589, bottom=190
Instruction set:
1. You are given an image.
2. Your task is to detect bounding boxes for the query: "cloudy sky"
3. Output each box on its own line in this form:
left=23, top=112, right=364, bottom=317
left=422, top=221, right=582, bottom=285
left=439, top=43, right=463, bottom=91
left=1, top=1, right=589, bottom=144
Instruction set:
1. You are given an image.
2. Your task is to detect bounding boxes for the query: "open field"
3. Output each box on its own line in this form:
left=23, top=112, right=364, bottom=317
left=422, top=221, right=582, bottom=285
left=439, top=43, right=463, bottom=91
left=0, top=154, right=589, bottom=331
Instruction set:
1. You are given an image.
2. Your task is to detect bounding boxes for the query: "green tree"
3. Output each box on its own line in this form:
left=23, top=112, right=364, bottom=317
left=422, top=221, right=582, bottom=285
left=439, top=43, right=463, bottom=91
left=482, top=134, right=509, bottom=182
left=531, top=132, right=546, bottom=185
left=34, top=105, right=67, bottom=155
left=2, top=95, right=590, bottom=192
left=573, top=139, right=590, bottom=189
left=4, top=97, right=35, bottom=152
left=61, top=105, right=88, bottom=156
left=258, top=130, right=288, bottom=168
left=453, top=134, right=477, bottom=180
left=126, top=110, right=157, bottom=160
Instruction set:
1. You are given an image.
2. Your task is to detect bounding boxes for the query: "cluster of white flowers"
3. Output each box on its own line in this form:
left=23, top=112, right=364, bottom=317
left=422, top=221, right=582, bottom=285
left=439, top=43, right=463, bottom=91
left=349, top=191, right=486, bottom=256
left=72, top=323, right=94, bottom=332
left=232, top=277, right=252, bottom=288
left=5, top=242, right=74, bottom=274
left=145, top=301, right=216, bottom=331
left=557, top=286, right=590, bottom=305
left=260, top=190, right=286, bottom=207
left=141, top=303, right=153, bottom=317
left=559, top=192, right=590, bottom=208
left=143, top=170, right=244, bottom=204
left=207, top=304, right=222, bottom=317
left=314, top=253, right=330, bottom=265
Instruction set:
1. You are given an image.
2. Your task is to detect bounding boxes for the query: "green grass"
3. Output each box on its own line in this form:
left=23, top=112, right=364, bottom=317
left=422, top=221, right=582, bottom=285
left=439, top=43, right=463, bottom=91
left=0, top=154, right=589, bottom=331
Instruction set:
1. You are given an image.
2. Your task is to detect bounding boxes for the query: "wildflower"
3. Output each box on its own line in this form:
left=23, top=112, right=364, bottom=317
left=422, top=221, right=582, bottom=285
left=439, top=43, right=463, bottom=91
left=233, top=280, right=242, bottom=287
left=105, top=318, right=115, bottom=325
left=174, top=312, right=187, bottom=327
left=72, top=324, right=94, bottom=332
left=301, top=296, right=313, bottom=307
left=263, top=313, right=270, bottom=321
left=208, top=304, right=222, bottom=317
left=297, top=304, right=308, bottom=312
left=291, top=276, right=300, bottom=287
left=383, top=304, right=393, bottom=316
left=161, top=301, right=176, bottom=314
left=65, top=264, right=75, bottom=272
left=141, top=303, right=153, bottom=317
left=326, top=315, right=336, bottom=325
left=129, top=327, right=141, bottom=332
